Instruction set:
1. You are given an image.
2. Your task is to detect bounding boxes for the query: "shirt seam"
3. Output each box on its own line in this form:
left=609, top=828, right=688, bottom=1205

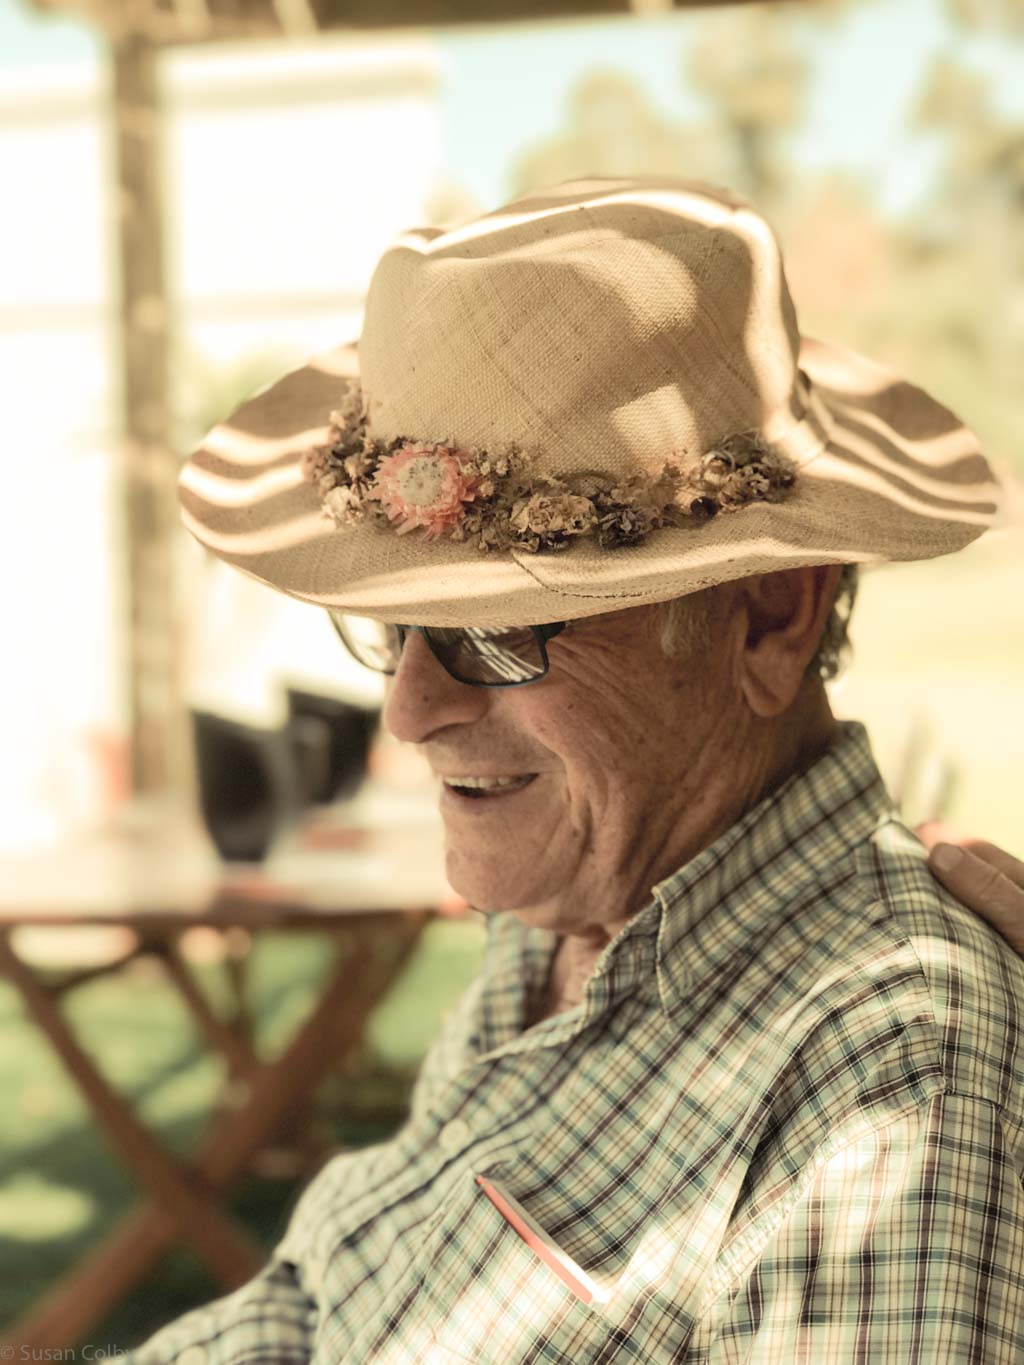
left=859, top=841, right=1024, bottom=1128
left=694, top=1084, right=1022, bottom=1321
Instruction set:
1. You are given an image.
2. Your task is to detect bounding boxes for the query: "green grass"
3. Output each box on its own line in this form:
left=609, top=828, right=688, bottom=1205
left=0, top=918, right=485, bottom=1349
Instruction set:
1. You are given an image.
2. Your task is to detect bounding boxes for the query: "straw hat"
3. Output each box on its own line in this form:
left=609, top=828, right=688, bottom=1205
left=179, top=176, right=1004, bottom=627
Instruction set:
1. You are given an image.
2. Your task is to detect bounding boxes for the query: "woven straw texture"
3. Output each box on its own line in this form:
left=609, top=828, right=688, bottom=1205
left=179, top=177, right=1002, bottom=626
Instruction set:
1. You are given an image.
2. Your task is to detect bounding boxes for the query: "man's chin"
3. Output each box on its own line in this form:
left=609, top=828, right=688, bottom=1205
left=444, top=851, right=559, bottom=920
left=447, top=881, right=535, bottom=916
left=447, top=883, right=569, bottom=936
left=501, top=901, right=573, bottom=934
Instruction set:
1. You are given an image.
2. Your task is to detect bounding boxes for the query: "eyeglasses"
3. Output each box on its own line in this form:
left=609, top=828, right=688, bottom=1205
left=328, top=611, right=566, bottom=688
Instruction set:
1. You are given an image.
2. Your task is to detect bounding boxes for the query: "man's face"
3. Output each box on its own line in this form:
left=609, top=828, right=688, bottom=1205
left=382, top=598, right=765, bottom=937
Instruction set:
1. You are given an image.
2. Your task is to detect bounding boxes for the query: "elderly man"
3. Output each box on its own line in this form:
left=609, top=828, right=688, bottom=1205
left=133, top=178, right=1022, bottom=1363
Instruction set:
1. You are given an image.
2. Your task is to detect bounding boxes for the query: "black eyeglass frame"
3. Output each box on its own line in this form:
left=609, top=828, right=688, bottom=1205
left=328, top=613, right=567, bottom=688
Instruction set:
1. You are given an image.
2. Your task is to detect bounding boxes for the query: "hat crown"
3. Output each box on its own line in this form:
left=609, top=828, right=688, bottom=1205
left=358, top=177, right=804, bottom=479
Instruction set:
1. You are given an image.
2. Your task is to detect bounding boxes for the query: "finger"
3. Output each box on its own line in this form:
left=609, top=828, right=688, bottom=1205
left=931, top=838, right=1024, bottom=893
left=913, top=822, right=1024, bottom=893
left=913, top=819, right=960, bottom=850
left=928, top=843, right=1024, bottom=955
left=913, top=820, right=990, bottom=857
left=958, top=840, right=1024, bottom=892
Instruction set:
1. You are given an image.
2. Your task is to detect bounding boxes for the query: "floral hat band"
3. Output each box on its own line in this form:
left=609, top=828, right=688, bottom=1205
left=300, top=373, right=834, bottom=555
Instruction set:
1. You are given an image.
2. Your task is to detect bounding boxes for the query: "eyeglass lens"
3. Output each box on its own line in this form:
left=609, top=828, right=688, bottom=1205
left=333, top=614, right=402, bottom=674
left=429, top=626, right=545, bottom=685
left=330, top=614, right=546, bottom=686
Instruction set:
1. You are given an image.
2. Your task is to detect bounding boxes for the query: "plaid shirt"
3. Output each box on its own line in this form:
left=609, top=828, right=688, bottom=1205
left=129, top=720, right=1024, bottom=1364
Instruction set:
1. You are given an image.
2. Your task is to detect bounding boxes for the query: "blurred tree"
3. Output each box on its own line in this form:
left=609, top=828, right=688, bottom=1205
left=945, top=0, right=1024, bottom=31
left=509, top=69, right=734, bottom=195
left=110, top=32, right=193, bottom=795
left=901, top=53, right=1024, bottom=470
left=915, top=55, right=993, bottom=131
left=783, top=173, right=892, bottom=323
left=683, top=6, right=807, bottom=216
left=913, top=55, right=1024, bottom=234
left=786, top=53, right=1024, bottom=480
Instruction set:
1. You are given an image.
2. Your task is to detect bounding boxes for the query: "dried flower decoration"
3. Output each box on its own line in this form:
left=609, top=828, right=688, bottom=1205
left=300, top=382, right=798, bottom=555
left=374, top=444, right=481, bottom=539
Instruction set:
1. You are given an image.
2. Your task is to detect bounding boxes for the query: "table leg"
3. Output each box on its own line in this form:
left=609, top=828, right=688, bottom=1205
left=154, top=933, right=327, bottom=1175
left=149, top=933, right=261, bottom=1083
left=3, top=912, right=429, bottom=1352
left=221, top=926, right=253, bottom=1050
left=0, top=930, right=265, bottom=1286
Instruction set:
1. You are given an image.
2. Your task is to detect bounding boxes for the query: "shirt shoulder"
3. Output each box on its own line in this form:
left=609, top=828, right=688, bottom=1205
left=764, top=808, right=1024, bottom=1119
left=851, top=817, right=1024, bottom=1116
left=716, top=816, right=1024, bottom=1259
left=755, top=816, right=1024, bottom=1168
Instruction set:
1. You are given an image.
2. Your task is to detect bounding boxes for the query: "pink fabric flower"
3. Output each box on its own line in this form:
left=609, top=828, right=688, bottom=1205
left=371, top=443, right=479, bottom=539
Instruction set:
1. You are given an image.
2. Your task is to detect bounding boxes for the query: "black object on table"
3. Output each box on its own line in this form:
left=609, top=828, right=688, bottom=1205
left=192, top=698, right=379, bottom=863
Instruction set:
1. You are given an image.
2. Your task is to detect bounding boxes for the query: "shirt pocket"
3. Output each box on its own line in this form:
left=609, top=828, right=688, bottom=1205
left=413, top=1169, right=619, bottom=1364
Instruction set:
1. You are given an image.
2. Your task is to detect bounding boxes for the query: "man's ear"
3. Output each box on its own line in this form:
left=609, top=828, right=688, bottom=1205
left=735, top=565, right=843, bottom=717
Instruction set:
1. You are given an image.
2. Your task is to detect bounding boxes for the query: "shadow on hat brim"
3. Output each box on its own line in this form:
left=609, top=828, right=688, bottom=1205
left=178, top=335, right=1003, bottom=628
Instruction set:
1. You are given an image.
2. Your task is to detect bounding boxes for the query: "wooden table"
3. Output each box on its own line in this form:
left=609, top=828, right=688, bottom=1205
left=0, top=785, right=457, bottom=1351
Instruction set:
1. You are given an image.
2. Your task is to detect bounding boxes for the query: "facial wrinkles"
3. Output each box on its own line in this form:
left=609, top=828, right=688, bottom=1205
left=425, top=709, right=564, bottom=864
left=527, top=657, right=635, bottom=801
left=589, top=728, right=695, bottom=894
left=459, top=649, right=626, bottom=894
left=537, top=632, right=692, bottom=893
left=425, top=727, right=549, bottom=777
left=573, top=624, right=755, bottom=896
left=420, top=607, right=763, bottom=924
left=547, top=635, right=653, bottom=739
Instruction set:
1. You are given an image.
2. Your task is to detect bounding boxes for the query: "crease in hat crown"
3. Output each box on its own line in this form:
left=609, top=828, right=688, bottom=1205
left=301, top=178, right=835, bottom=556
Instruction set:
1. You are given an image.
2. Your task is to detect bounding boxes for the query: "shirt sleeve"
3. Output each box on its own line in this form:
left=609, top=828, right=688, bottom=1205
left=124, top=1256, right=318, bottom=1364
left=125, top=973, right=486, bottom=1364
left=703, top=1091, right=1024, bottom=1364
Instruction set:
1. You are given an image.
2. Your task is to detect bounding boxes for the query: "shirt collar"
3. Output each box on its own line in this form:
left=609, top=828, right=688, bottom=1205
left=476, top=911, right=561, bottom=1055
left=650, top=718, right=895, bottom=1021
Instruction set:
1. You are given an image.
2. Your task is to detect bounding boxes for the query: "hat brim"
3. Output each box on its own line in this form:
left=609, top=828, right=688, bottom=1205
left=179, top=335, right=1002, bottom=627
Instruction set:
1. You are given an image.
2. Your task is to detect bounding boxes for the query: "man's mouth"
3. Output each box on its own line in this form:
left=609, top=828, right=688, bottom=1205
left=441, top=774, right=538, bottom=801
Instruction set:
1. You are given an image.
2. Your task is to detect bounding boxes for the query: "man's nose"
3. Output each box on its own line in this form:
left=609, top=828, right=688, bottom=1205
left=383, top=631, right=488, bottom=744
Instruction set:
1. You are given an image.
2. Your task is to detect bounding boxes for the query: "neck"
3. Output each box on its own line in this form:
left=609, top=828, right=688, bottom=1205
left=760, top=679, right=841, bottom=801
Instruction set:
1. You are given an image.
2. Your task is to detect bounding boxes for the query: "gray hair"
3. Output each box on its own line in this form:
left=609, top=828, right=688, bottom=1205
left=657, top=562, right=860, bottom=684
